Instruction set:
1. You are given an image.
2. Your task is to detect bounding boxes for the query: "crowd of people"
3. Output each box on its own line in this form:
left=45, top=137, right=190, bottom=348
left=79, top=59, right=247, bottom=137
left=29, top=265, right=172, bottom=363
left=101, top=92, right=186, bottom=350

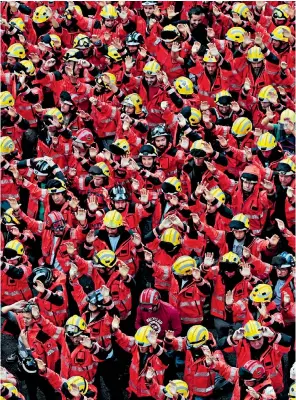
left=0, top=1, right=295, bottom=399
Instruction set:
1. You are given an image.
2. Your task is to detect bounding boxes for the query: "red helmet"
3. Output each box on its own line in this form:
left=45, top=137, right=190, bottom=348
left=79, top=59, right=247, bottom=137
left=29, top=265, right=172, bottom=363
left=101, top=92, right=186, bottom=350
left=45, top=211, right=65, bottom=233
left=139, top=289, right=160, bottom=311
left=75, top=128, right=94, bottom=145
left=241, top=360, right=266, bottom=385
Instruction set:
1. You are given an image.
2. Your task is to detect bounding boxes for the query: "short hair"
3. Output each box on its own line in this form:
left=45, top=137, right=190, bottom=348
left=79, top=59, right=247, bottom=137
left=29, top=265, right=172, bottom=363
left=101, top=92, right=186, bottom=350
left=188, top=6, right=204, bottom=18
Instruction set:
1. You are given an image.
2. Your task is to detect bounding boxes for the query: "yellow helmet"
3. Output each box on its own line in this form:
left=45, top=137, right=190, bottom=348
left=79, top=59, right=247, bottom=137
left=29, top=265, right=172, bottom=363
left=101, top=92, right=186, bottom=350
left=181, top=107, right=201, bottom=126
left=289, top=382, right=296, bottom=400
left=96, top=72, right=117, bottom=90
left=280, top=108, right=296, bottom=123
left=215, top=90, right=232, bottom=105
left=161, top=24, right=180, bottom=42
left=91, top=161, right=110, bottom=177
left=0, top=91, right=15, bottom=108
left=190, top=139, right=207, bottom=157
left=271, top=26, right=291, bottom=43
left=93, top=249, right=117, bottom=267
left=231, top=117, right=252, bottom=137
left=107, top=45, right=122, bottom=62
left=73, top=34, right=91, bottom=49
left=172, top=255, right=196, bottom=276
left=64, top=5, right=83, bottom=19
left=273, top=4, right=289, bottom=20
left=225, top=27, right=246, bottom=43
left=210, top=187, right=225, bottom=204
left=19, top=60, right=36, bottom=76
left=6, top=43, right=26, bottom=59
left=221, top=252, right=240, bottom=264
left=187, top=325, right=209, bottom=348
left=232, top=2, right=249, bottom=18
left=49, top=34, right=62, bottom=48
left=109, top=138, right=130, bottom=155
left=3, top=208, right=20, bottom=226
left=1, top=383, right=18, bottom=397
left=5, top=240, right=24, bottom=257
left=143, top=60, right=161, bottom=75
left=134, top=325, right=153, bottom=346
left=100, top=4, right=118, bottom=19
left=66, top=376, right=89, bottom=395
left=160, top=228, right=181, bottom=247
left=243, top=320, right=263, bottom=340
left=277, top=158, right=296, bottom=175
left=0, top=136, right=15, bottom=155
left=247, top=46, right=264, bottom=62
left=257, top=132, right=277, bottom=151
left=164, top=380, right=189, bottom=399
left=162, top=177, right=182, bottom=193
left=63, top=48, right=83, bottom=62
left=250, top=284, right=273, bottom=303
left=47, top=178, right=67, bottom=194
left=258, top=85, right=278, bottom=103
left=122, top=93, right=143, bottom=114
left=9, top=17, right=25, bottom=32
left=174, top=77, right=194, bottom=95
left=229, top=213, right=250, bottom=230
left=203, top=52, right=218, bottom=63
left=103, top=210, right=123, bottom=228
left=33, top=5, right=52, bottom=24
left=65, top=315, right=87, bottom=336
left=45, top=107, right=64, bottom=124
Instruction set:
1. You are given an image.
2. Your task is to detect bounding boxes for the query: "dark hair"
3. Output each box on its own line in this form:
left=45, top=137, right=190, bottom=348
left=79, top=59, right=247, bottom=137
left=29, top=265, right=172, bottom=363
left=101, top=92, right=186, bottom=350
left=188, top=6, right=204, bottom=18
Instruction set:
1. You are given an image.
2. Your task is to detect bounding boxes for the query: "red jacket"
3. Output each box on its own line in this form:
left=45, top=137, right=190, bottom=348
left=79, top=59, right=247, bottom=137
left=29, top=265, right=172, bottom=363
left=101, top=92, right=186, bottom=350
left=280, top=275, right=296, bottom=326
left=91, top=102, right=120, bottom=139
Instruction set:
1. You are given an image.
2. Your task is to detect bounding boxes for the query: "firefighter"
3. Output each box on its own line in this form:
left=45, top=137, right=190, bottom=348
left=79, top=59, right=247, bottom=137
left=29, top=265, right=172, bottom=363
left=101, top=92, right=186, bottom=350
left=0, top=136, right=21, bottom=205
left=145, top=373, right=189, bottom=400
left=0, top=382, right=25, bottom=400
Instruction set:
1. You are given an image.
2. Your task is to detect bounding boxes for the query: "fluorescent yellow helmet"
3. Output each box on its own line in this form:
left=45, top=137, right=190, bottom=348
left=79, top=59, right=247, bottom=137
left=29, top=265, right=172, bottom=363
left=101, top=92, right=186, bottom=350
left=49, top=34, right=61, bottom=47
left=45, top=107, right=64, bottom=124
left=187, top=325, right=209, bottom=348
left=3, top=208, right=20, bottom=226
left=231, top=117, right=252, bottom=137
left=221, top=252, right=240, bottom=264
left=174, top=77, right=194, bottom=95
left=92, top=161, right=110, bottom=177
left=277, top=158, right=296, bottom=174
left=47, top=178, right=67, bottom=194
left=164, top=380, right=189, bottom=399
left=289, top=382, right=296, bottom=400
left=0, top=136, right=15, bottom=155
left=5, top=240, right=24, bottom=256
left=96, top=72, right=117, bottom=90
left=109, top=138, right=130, bottom=155
left=160, top=228, right=181, bottom=247
left=161, top=24, right=180, bottom=42
left=100, top=4, right=118, bottom=19
left=280, top=108, right=296, bottom=123
left=162, top=177, right=182, bottom=193
left=210, top=187, right=225, bottom=204
left=247, top=46, right=264, bottom=62
left=93, top=249, right=117, bottom=267
left=63, top=48, right=83, bottom=62
left=134, top=325, right=153, bottom=346
left=73, top=34, right=91, bottom=49
left=1, top=383, right=18, bottom=397
left=225, top=27, right=246, bottom=43
left=66, top=376, right=89, bottom=395
left=250, top=284, right=273, bottom=303
left=103, top=210, right=123, bottom=228
left=257, top=132, right=277, bottom=151
left=122, top=93, right=143, bottom=114
left=273, top=4, right=289, bottom=19
left=258, top=85, right=278, bottom=103
left=172, top=255, right=196, bottom=276
left=65, top=315, right=87, bottom=336
left=243, top=320, right=263, bottom=340
left=232, top=2, right=250, bottom=18
left=229, top=213, right=250, bottom=230
left=190, top=139, right=207, bottom=157
left=9, top=17, right=25, bottom=32
left=0, top=91, right=15, bottom=108
left=181, top=107, right=201, bottom=126
left=64, top=5, right=83, bottom=19
left=107, top=45, right=122, bottom=62
left=143, top=60, right=161, bottom=75
left=203, top=52, right=218, bottom=63
left=271, top=26, right=291, bottom=42
left=33, top=5, right=52, bottom=24
left=19, top=60, right=36, bottom=76
left=215, top=90, right=232, bottom=105
left=6, top=43, right=26, bottom=59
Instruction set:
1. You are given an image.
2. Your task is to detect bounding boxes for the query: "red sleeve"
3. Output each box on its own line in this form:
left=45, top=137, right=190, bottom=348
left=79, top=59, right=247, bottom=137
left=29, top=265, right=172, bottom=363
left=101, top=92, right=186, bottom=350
left=41, top=367, right=64, bottom=392
left=73, top=8, right=95, bottom=31
left=17, top=210, right=44, bottom=236
left=70, top=278, right=88, bottom=314
left=213, top=361, right=238, bottom=383
left=169, top=306, right=182, bottom=337
left=114, top=329, right=136, bottom=353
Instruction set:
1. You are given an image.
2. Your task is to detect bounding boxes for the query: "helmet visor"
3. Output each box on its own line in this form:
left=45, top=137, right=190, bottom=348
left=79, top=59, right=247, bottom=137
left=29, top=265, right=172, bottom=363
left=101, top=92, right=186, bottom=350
left=65, top=325, right=80, bottom=336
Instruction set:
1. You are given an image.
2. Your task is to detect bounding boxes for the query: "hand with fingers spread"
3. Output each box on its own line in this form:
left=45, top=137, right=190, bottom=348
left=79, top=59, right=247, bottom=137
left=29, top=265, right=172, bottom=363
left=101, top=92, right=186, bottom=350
left=35, top=358, right=47, bottom=372
left=159, top=216, right=173, bottom=231
left=75, top=208, right=87, bottom=225
left=125, top=55, right=134, bottom=71
left=7, top=197, right=21, bottom=211
left=257, top=302, right=269, bottom=319
left=118, top=261, right=129, bottom=278
left=69, top=263, right=78, bottom=280
left=191, top=41, right=201, bottom=55
left=204, top=161, right=217, bottom=174
left=225, top=290, right=234, bottom=306
left=261, top=179, right=274, bottom=193
left=170, top=214, right=184, bottom=230
left=240, top=261, right=251, bottom=278
left=69, top=196, right=79, bottom=210
left=165, top=330, right=175, bottom=340
left=34, top=280, right=45, bottom=294
left=145, top=366, right=155, bottom=381
left=144, top=249, right=153, bottom=263
left=191, top=213, right=201, bottom=226
left=147, top=329, right=158, bottom=348
left=195, top=183, right=206, bottom=197
left=233, top=327, right=245, bottom=341
left=203, top=252, right=215, bottom=269
left=86, top=229, right=96, bottom=245
left=244, top=77, right=251, bottom=92
left=140, top=188, right=149, bottom=205
left=66, top=242, right=76, bottom=255
left=261, top=326, right=275, bottom=338
left=171, top=42, right=181, bottom=53
left=267, top=234, right=280, bottom=248
left=79, top=335, right=92, bottom=349
left=112, top=315, right=120, bottom=331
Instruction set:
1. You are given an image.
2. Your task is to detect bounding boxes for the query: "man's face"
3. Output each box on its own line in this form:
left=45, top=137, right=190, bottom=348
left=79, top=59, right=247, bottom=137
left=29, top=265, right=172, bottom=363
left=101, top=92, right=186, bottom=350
left=70, top=335, right=82, bottom=345
left=224, top=270, right=236, bottom=278
left=88, top=303, right=98, bottom=312
left=60, top=102, right=71, bottom=113
left=51, top=193, right=65, bottom=205
left=242, top=180, right=255, bottom=193
left=138, top=345, right=149, bottom=353
left=7, top=257, right=19, bottom=266
left=276, top=268, right=289, bottom=279
left=218, top=104, right=230, bottom=115
left=205, top=62, right=217, bottom=75
left=272, top=39, right=281, bottom=49
left=23, top=312, right=33, bottom=327
left=193, top=156, right=205, bottom=166
left=190, top=14, right=203, bottom=28
left=249, top=337, right=264, bottom=349
left=206, top=202, right=218, bottom=214
left=141, top=156, right=154, bottom=168
left=106, top=227, right=119, bottom=237
left=143, top=5, right=154, bottom=17
left=279, top=174, right=293, bottom=187
left=114, top=200, right=127, bottom=212
left=104, top=18, right=116, bottom=28
left=127, top=45, right=138, bottom=54
left=145, top=74, right=157, bottom=86
left=92, top=176, right=104, bottom=187
left=124, top=105, right=135, bottom=115
left=154, top=136, right=167, bottom=150
left=261, top=150, right=272, bottom=158
left=232, top=229, right=246, bottom=240
left=251, top=61, right=263, bottom=75
left=165, top=41, right=174, bottom=49
left=7, top=56, right=17, bottom=65
left=260, top=101, right=270, bottom=110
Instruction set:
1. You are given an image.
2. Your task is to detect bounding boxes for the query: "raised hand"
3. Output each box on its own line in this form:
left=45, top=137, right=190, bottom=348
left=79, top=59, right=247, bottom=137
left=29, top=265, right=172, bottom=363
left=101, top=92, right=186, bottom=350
left=242, top=32, right=253, bottom=48
left=244, top=77, right=251, bottom=91
left=275, top=218, right=285, bottom=232
left=35, top=358, right=47, bottom=372
left=230, top=101, right=240, bottom=112
left=246, top=387, right=260, bottom=399
left=212, top=5, right=221, bottom=17
left=200, top=101, right=210, bottom=112
left=216, top=135, right=228, bottom=148
left=191, top=41, right=201, bottom=55
left=112, top=315, right=120, bottom=330
left=261, top=179, right=274, bottom=192
left=144, top=249, right=153, bottom=263
left=159, top=216, right=173, bottom=230
left=86, top=229, right=96, bottom=244
left=261, top=326, right=275, bottom=338
left=79, top=335, right=92, bottom=349
left=257, top=302, right=268, bottom=318
left=125, top=55, right=134, bottom=71
left=192, top=267, right=201, bottom=281
left=160, top=101, right=169, bottom=111
left=254, top=32, right=263, bottom=47
left=140, top=188, right=149, bottom=204
left=69, top=263, right=78, bottom=280
left=7, top=197, right=21, bottom=211
left=147, top=330, right=158, bottom=347
left=203, top=252, right=215, bottom=268
left=171, top=42, right=181, bottom=53
left=233, top=327, right=245, bottom=341
left=179, top=135, right=190, bottom=150
left=87, top=194, right=99, bottom=212
left=145, top=366, right=155, bottom=380
left=34, top=280, right=45, bottom=294
left=118, top=261, right=129, bottom=278
left=204, top=161, right=217, bottom=174
left=69, top=196, right=79, bottom=209
left=167, top=4, right=179, bottom=19
left=131, top=178, right=140, bottom=192
left=31, top=304, right=40, bottom=319
left=225, top=290, right=234, bottom=306
left=75, top=208, right=87, bottom=225
left=165, top=330, right=175, bottom=340
left=191, top=213, right=200, bottom=226
left=65, top=242, right=76, bottom=255
left=100, top=284, right=110, bottom=299
left=242, top=246, right=251, bottom=260
left=267, top=234, right=280, bottom=248
left=169, top=194, right=179, bottom=206
left=206, top=27, right=215, bottom=39
left=207, top=43, right=219, bottom=57
left=240, top=261, right=251, bottom=278
left=138, top=46, right=147, bottom=58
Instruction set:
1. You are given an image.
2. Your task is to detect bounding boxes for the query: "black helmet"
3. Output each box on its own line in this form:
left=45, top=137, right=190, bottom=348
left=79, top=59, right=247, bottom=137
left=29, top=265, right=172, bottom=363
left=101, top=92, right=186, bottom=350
left=21, top=357, right=38, bottom=374
left=86, top=289, right=105, bottom=307
left=29, top=266, right=53, bottom=288
left=109, top=186, right=128, bottom=201
left=126, top=31, right=144, bottom=46
left=150, top=124, right=170, bottom=140
left=60, top=90, right=74, bottom=106
left=139, top=143, right=157, bottom=157
left=272, top=252, right=295, bottom=269
left=33, top=160, right=51, bottom=176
